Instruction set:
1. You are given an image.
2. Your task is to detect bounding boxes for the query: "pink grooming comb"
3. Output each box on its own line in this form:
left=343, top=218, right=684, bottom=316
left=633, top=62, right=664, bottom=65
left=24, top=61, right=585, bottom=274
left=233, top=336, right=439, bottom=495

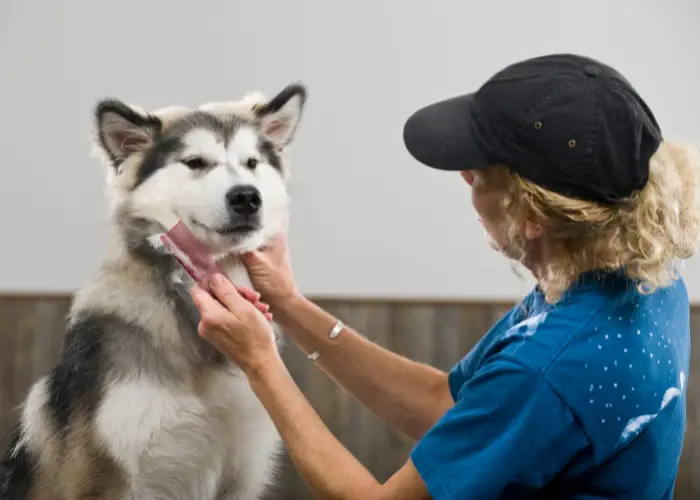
left=160, top=221, right=272, bottom=321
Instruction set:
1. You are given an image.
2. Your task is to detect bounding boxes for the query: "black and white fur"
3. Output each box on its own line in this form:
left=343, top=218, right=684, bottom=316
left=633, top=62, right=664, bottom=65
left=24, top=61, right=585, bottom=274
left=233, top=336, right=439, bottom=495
left=0, top=83, right=307, bottom=500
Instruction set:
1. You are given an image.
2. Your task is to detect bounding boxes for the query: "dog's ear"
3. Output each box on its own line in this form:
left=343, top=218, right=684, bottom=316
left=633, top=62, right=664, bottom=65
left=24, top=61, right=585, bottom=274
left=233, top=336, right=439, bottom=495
left=94, top=99, right=162, bottom=166
left=254, top=83, right=307, bottom=147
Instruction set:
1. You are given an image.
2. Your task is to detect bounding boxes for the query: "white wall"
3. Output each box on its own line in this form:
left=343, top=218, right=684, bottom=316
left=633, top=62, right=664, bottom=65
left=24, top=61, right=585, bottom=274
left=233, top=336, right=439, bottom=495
left=1, top=0, right=699, bottom=301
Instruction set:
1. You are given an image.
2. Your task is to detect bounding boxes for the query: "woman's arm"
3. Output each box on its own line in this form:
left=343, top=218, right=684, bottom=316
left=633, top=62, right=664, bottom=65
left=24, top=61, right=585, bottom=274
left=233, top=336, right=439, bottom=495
left=191, top=279, right=433, bottom=500
left=272, top=293, right=454, bottom=440
left=240, top=236, right=454, bottom=440
left=248, top=352, right=432, bottom=500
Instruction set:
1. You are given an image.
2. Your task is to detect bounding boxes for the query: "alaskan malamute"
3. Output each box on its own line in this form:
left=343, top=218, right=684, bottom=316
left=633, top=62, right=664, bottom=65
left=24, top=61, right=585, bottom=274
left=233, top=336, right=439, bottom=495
left=0, top=82, right=307, bottom=499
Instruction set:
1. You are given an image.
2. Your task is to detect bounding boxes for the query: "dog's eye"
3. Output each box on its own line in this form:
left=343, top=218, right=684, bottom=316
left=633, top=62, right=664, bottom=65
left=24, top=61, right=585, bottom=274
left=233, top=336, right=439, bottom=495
left=246, top=157, right=259, bottom=170
left=182, top=157, right=209, bottom=170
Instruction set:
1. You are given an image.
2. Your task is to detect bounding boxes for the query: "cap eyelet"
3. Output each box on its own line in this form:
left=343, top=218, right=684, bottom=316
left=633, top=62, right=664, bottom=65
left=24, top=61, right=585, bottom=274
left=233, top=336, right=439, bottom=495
left=534, top=121, right=542, bottom=130
left=568, top=139, right=577, bottom=148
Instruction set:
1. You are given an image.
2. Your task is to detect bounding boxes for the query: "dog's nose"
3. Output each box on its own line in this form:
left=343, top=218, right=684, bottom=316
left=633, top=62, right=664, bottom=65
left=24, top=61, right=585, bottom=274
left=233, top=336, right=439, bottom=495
left=226, top=185, right=262, bottom=215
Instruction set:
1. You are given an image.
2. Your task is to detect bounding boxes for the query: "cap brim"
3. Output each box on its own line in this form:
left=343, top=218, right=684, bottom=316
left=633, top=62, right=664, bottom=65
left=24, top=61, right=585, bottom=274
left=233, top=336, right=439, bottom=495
left=402, top=92, right=491, bottom=172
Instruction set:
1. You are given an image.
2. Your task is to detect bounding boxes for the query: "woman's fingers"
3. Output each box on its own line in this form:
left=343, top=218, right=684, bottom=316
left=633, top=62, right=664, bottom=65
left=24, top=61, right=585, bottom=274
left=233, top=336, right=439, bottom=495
left=191, top=285, right=226, bottom=315
left=234, top=284, right=261, bottom=302
left=236, top=285, right=272, bottom=318
left=240, top=250, right=266, bottom=268
left=210, top=274, right=267, bottom=322
left=198, top=276, right=273, bottom=322
left=235, top=285, right=269, bottom=312
left=249, top=298, right=272, bottom=321
left=190, top=285, right=235, bottom=337
left=210, top=274, right=246, bottom=308
left=233, top=284, right=272, bottom=321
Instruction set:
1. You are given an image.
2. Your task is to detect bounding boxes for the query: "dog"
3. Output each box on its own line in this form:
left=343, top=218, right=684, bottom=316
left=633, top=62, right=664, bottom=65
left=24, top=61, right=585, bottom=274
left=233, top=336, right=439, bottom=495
left=0, top=82, right=307, bottom=499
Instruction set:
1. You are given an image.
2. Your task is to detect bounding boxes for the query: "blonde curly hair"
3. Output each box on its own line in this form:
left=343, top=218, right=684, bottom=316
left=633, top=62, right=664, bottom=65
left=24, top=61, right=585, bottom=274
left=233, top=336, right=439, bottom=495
left=494, top=140, right=700, bottom=303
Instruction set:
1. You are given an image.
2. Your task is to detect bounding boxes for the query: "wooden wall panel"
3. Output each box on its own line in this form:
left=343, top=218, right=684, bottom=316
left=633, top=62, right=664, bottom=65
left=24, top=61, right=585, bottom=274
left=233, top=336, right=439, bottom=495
left=0, top=297, right=71, bottom=451
left=0, top=296, right=697, bottom=499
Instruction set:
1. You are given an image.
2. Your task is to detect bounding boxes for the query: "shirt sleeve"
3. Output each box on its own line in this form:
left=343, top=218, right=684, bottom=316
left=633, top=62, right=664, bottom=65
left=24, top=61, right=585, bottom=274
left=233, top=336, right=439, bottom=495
left=410, top=356, right=591, bottom=499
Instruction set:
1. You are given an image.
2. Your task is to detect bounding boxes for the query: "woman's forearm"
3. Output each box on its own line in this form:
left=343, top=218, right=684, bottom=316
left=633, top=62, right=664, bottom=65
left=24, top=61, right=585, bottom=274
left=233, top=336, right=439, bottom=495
left=248, top=356, right=380, bottom=500
left=271, top=294, right=454, bottom=439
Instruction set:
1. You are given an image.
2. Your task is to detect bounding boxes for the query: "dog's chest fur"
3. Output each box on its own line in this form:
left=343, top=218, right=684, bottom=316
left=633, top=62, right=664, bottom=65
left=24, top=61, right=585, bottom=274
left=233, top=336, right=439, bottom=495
left=97, top=260, right=282, bottom=500
left=98, top=361, right=281, bottom=500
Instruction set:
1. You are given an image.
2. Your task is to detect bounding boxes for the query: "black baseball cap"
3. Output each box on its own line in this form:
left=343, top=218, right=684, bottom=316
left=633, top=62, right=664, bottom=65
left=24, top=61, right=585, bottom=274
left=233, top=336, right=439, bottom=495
left=402, top=53, right=663, bottom=205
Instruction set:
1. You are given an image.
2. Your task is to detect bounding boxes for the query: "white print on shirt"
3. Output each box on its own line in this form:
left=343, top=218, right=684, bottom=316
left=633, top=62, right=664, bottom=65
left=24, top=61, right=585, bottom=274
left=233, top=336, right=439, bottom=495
left=502, top=312, right=549, bottom=339
left=617, top=370, right=685, bottom=447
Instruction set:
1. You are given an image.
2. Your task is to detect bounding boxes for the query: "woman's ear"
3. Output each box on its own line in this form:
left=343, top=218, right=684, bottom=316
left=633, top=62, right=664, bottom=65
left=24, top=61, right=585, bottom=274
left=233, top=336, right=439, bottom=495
left=525, top=220, right=545, bottom=240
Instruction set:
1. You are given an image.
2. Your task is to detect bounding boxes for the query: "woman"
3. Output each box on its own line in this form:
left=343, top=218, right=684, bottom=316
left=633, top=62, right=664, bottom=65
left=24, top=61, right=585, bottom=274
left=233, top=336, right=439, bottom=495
left=191, top=53, right=700, bottom=499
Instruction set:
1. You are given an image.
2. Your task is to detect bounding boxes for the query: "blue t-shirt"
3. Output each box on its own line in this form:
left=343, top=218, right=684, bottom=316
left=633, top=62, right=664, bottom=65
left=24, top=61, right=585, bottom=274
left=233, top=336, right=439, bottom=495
left=411, top=270, right=690, bottom=499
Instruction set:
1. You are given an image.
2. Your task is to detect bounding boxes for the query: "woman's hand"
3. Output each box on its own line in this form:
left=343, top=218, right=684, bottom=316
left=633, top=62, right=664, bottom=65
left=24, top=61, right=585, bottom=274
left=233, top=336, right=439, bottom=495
left=191, top=273, right=280, bottom=374
left=241, top=233, right=299, bottom=309
left=231, top=284, right=273, bottom=321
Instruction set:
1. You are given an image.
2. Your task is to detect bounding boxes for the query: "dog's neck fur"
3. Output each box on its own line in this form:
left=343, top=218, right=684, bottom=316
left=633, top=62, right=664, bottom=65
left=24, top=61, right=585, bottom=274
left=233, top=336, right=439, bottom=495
left=69, top=212, right=256, bottom=368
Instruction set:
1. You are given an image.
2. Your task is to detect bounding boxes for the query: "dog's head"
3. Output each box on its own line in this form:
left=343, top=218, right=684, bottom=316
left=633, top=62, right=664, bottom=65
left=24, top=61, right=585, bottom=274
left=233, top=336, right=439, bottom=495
left=93, top=83, right=306, bottom=256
